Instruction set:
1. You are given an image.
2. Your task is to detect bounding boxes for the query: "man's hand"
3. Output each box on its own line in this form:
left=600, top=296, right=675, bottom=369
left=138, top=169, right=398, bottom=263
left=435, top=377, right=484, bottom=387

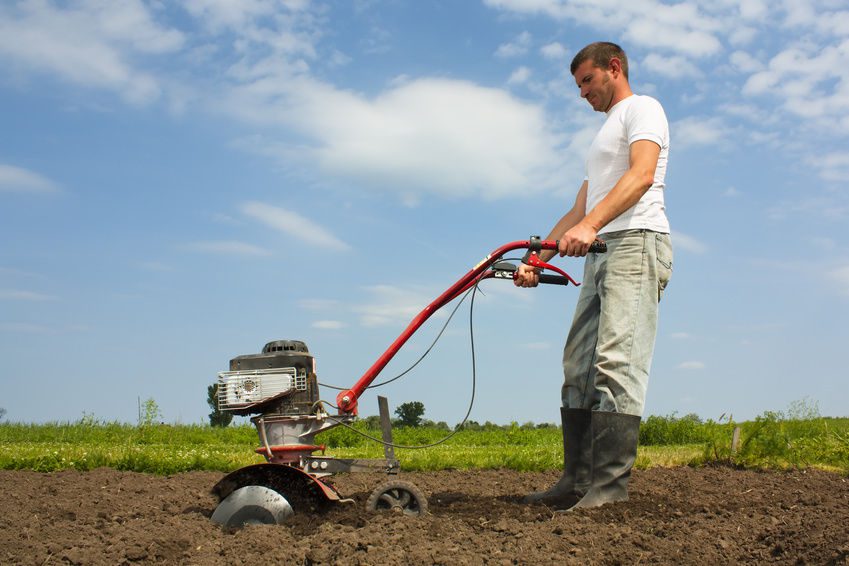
left=514, top=263, right=541, bottom=287
left=558, top=221, right=599, bottom=257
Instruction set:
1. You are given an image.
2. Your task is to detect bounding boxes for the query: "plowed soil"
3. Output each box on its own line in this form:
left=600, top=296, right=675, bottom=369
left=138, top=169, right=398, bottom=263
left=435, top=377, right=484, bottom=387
left=2, top=466, right=848, bottom=565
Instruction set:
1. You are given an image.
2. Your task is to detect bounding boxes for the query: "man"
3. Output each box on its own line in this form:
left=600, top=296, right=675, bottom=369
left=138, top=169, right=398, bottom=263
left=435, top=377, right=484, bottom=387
left=515, top=42, right=673, bottom=510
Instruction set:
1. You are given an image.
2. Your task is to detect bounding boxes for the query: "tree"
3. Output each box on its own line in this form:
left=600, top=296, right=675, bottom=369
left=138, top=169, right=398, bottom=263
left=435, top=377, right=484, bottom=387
left=360, top=415, right=382, bottom=430
left=0, top=407, right=6, bottom=421
left=394, top=401, right=425, bottom=427
left=207, top=384, right=233, bottom=427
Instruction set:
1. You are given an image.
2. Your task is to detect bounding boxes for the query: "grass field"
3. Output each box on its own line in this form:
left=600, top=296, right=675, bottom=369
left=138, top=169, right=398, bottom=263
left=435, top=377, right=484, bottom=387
left=1, top=408, right=847, bottom=475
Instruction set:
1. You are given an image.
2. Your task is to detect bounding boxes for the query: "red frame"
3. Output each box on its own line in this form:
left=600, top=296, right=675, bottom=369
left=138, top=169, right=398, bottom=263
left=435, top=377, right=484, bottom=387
left=335, top=239, right=568, bottom=413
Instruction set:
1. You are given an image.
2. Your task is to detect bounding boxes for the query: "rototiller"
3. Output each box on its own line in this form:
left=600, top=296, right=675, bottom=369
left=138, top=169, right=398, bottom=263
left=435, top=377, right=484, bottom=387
left=210, top=236, right=605, bottom=527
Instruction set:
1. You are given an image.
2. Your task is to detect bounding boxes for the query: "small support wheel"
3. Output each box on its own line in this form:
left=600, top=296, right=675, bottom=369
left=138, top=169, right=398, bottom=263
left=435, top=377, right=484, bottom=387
left=366, top=480, right=428, bottom=516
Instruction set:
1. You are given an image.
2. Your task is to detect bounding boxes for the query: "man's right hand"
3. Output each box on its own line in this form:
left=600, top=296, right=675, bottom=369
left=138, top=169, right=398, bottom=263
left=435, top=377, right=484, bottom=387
left=514, top=263, right=541, bottom=287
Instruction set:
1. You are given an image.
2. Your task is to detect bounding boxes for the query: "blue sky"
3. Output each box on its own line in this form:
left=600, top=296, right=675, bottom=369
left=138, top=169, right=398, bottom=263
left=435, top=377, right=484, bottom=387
left=1, top=0, right=848, bottom=426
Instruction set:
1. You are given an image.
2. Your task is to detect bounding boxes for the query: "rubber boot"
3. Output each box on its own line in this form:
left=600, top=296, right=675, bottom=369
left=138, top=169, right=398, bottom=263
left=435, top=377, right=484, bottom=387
left=571, top=411, right=641, bottom=509
left=522, top=408, right=592, bottom=509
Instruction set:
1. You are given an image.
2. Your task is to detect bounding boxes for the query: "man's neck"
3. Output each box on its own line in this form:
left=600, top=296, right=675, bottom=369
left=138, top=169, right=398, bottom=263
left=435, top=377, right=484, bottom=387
left=606, top=87, right=634, bottom=112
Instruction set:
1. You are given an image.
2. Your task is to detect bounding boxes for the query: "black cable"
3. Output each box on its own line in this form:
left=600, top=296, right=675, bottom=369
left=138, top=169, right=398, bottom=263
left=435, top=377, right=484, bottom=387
left=318, top=255, right=529, bottom=394
left=317, top=283, right=475, bottom=391
left=316, top=270, right=488, bottom=450
left=369, top=284, right=476, bottom=389
left=455, top=272, right=480, bottom=430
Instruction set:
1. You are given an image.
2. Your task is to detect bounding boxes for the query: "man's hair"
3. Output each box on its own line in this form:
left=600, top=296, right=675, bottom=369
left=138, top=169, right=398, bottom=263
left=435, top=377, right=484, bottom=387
left=570, top=42, right=629, bottom=79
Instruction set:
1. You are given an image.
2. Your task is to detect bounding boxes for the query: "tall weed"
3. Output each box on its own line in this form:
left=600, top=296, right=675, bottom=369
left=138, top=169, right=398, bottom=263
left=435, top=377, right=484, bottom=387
left=700, top=400, right=849, bottom=473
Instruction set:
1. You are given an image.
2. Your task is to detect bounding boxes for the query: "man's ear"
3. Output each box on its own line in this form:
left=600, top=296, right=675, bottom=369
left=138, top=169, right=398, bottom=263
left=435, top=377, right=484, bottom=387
left=609, top=57, right=622, bottom=77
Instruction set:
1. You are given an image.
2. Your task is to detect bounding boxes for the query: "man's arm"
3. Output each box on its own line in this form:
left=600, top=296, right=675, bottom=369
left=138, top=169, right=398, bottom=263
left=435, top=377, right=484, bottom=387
left=558, top=139, right=661, bottom=257
left=514, top=181, right=588, bottom=288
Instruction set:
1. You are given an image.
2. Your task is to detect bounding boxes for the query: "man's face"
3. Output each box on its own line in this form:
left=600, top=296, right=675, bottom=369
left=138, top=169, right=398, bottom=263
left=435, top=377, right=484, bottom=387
left=573, top=59, right=614, bottom=113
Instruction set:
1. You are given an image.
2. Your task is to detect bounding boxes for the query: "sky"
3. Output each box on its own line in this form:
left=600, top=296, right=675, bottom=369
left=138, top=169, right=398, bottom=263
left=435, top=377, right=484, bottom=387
left=1, top=0, right=848, bottom=428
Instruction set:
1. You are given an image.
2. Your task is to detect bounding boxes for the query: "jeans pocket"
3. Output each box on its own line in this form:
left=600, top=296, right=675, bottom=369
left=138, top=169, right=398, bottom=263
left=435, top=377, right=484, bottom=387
left=655, top=233, right=673, bottom=300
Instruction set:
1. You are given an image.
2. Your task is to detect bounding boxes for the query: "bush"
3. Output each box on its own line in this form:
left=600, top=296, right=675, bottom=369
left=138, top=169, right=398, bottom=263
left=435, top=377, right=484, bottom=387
left=639, top=413, right=710, bottom=445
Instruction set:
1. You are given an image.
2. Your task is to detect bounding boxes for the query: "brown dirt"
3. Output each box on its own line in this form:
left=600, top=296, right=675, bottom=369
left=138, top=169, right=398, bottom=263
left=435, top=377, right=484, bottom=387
left=2, top=466, right=848, bottom=565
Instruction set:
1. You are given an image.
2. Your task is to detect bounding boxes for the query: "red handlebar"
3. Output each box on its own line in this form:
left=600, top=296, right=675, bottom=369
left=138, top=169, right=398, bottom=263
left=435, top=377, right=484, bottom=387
left=334, top=238, right=591, bottom=414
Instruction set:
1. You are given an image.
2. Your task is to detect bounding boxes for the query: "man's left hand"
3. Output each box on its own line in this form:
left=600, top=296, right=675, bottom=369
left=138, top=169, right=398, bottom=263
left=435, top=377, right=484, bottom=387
left=558, top=222, right=599, bottom=257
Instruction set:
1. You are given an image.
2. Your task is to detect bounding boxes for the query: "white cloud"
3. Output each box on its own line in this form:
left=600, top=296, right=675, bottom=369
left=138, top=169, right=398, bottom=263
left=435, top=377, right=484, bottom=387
left=181, top=240, right=271, bottom=256
left=210, top=212, right=241, bottom=225
left=781, top=0, right=849, bottom=37
left=495, top=31, right=532, bottom=58
left=641, top=53, right=701, bottom=79
left=241, top=201, right=349, bottom=251
left=353, top=285, right=433, bottom=327
left=540, top=42, right=568, bottom=60
left=669, top=332, right=691, bottom=339
left=507, top=66, right=532, bottom=85
left=742, top=40, right=849, bottom=122
left=718, top=103, right=774, bottom=126
left=729, top=50, right=763, bottom=73
left=0, top=0, right=182, bottom=104
left=807, top=151, right=849, bottom=183
left=225, top=74, right=565, bottom=200
left=0, top=289, right=57, bottom=301
left=626, top=17, right=721, bottom=59
left=185, top=0, right=318, bottom=56
left=0, top=164, right=59, bottom=194
left=481, top=0, right=846, bottom=157
left=484, top=0, right=722, bottom=58
left=728, top=25, right=758, bottom=46
left=185, top=0, right=286, bottom=32
left=739, top=0, right=768, bottom=20
left=482, top=0, right=571, bottom=19
left=672, top=116, right=728, bottom=149
left=360, top=25, right=392, bottom=55
left=0, top=1, right=651, bottom=204
left=828, top=265, right=849, bottom=297
left=671, top=231, right=708, bottom=254
left=312, top=320, right=346, bottom=330
left=677, top=361, right=705, bottom=370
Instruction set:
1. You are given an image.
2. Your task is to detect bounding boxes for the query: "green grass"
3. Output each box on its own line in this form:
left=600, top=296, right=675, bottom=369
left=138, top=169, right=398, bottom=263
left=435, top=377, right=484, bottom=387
left=1, top=406, right=846, bottom=475
left=0, top=421, right=264, bottom=474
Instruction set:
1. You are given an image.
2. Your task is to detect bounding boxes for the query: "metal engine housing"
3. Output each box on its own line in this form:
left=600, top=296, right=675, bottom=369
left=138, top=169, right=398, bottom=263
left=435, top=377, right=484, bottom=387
left=220, top=340, right=320, bottom=416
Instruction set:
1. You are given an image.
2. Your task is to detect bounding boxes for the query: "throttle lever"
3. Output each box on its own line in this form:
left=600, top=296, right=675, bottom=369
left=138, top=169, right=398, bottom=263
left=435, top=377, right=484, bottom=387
left=522, top=253, right=580, bottom=286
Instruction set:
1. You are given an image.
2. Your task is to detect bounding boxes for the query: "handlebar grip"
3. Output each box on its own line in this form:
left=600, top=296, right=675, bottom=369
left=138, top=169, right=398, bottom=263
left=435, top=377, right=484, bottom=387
left=553, top=239, right=607, bottom=254
left=538, top=274, right=571, bottom=286
left=589, top=239, right=607, bottom=253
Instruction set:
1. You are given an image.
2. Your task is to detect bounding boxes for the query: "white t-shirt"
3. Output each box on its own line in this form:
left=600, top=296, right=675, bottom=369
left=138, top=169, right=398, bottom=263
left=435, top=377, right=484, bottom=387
left=585, top=94, right=670, bottom=235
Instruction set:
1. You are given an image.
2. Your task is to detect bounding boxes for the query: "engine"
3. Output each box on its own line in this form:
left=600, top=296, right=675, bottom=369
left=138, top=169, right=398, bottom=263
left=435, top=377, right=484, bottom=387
left=217, top=340, right=321, bottom=417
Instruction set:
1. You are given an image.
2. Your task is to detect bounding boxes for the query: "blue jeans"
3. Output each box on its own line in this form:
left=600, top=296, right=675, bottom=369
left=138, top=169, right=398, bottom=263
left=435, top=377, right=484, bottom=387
left=561, top=230, right=673, bottom=416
